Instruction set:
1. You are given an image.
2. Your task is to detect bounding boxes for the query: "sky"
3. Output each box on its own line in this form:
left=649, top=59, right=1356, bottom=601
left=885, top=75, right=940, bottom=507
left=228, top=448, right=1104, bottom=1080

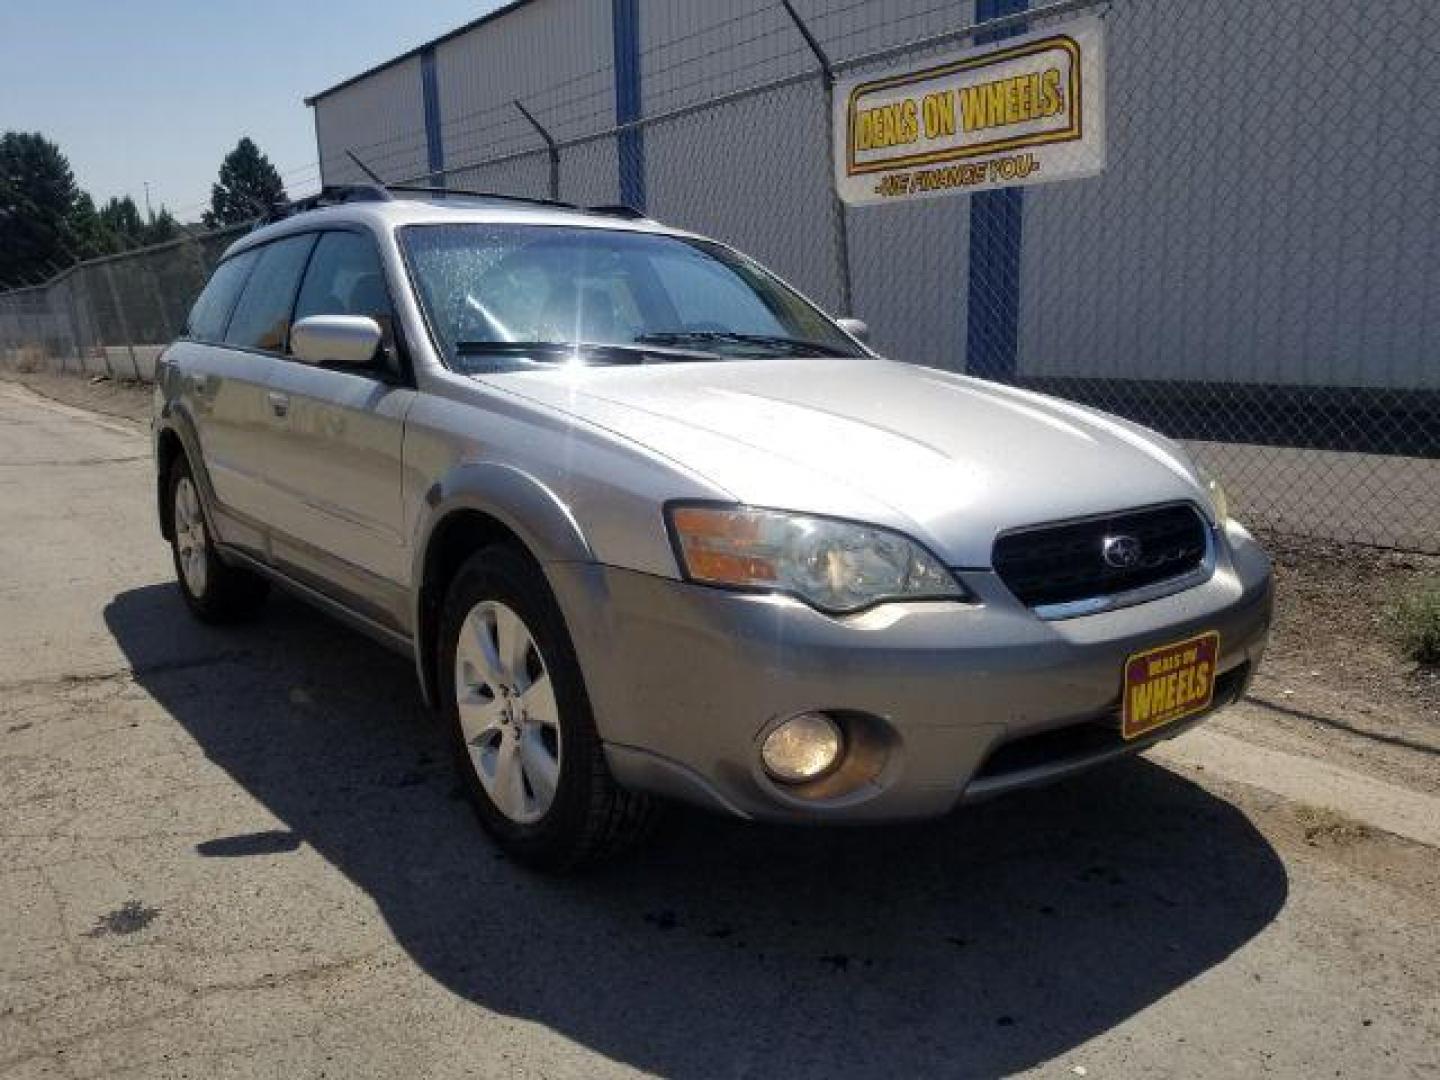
left=1, top=1, right=505, bottom=222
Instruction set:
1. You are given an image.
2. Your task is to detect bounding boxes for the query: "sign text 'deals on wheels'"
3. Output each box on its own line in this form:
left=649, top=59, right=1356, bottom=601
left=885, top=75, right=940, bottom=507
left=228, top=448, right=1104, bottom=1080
left=834, top=15, right=1107, bottom=206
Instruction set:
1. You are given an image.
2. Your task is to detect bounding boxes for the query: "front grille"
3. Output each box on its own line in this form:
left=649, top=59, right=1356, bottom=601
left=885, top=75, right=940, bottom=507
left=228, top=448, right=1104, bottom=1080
left=993, top=503, right=1209, bottom=610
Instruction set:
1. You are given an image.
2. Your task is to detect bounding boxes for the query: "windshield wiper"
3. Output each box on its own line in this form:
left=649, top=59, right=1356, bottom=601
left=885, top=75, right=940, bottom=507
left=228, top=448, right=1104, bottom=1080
left=455, top=340, right=634, bottom=364
left=633, top=331, right=848, bottom=357
left=452, top=340, right=723, bottom=367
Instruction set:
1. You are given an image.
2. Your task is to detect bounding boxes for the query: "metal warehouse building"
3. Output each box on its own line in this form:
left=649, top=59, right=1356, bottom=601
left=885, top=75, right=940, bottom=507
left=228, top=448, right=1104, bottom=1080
left=306, top=0, right=1439, bottom=418
left=0, top=0, right=1432, bottom=551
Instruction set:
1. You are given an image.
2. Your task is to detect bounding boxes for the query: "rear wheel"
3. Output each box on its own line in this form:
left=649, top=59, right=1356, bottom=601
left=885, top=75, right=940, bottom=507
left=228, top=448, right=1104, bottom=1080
left=168, top=457, right=269, bottom=623
left=440, top=545, right=655, bottom=870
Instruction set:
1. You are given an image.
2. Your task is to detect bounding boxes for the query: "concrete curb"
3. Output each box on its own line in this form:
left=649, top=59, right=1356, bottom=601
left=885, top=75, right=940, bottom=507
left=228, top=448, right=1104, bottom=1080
left=1152, top=727, right=1440, bottom=849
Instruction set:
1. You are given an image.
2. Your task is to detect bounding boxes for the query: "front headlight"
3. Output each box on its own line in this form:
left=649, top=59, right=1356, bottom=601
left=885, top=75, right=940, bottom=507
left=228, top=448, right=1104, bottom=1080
left=667, top=504, right=966, bottom=613
left=1196, top=465, right=1230, bottom=527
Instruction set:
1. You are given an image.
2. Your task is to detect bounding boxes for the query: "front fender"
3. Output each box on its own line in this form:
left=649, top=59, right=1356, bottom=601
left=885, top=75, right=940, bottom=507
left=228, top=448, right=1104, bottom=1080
left=409, top=461, right=595, bottom=707
left=414, top=460, right=594, bottom=572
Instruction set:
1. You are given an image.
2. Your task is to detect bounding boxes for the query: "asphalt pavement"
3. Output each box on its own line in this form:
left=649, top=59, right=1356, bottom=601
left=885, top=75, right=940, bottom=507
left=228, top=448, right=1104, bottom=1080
left=1, top=382, right=1436, bottom=1079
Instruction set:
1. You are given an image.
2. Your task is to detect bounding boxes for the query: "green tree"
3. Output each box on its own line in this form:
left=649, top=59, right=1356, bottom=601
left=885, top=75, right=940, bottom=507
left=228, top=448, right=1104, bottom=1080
left=143, top=207, right=180, bottom=246
left=99, top=195, right=146, bottom=246
left=66, top=192, right=178, bottom=256
left=203, top=137, right=286, bottom=228
left=67, top=192, right=115, bottom=258
left=0, top=131, right=83, bottom=287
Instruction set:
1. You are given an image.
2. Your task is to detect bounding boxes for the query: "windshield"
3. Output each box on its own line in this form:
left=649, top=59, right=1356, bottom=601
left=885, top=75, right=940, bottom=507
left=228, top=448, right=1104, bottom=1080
left=400, top=223, right=863, bottom=371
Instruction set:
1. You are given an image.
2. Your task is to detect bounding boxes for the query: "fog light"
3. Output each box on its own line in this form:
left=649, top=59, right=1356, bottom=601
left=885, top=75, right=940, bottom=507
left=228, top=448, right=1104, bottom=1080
left=761, top=712, right=843, bottom=784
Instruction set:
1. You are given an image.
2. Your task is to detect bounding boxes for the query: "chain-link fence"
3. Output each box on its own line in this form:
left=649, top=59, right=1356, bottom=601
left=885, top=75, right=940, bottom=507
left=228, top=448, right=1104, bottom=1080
left=0, top=225, right=247, bottom=381
left=2, top=0, right=1436, bottom=551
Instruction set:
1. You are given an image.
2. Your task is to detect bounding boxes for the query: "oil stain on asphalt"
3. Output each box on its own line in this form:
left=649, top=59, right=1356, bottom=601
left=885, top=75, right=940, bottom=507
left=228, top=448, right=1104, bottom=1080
left=85, top=900, right=160, bottom=937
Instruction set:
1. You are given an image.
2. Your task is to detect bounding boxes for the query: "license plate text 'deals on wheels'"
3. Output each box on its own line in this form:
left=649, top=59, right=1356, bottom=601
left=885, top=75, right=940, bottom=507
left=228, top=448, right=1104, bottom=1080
left=1122, top=631, right=1220, bottom=740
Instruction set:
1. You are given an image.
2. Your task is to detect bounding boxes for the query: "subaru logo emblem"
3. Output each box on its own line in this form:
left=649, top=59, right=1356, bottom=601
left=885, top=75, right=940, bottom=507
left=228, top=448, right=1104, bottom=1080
left=1102, top=534, right=1143, bottom=569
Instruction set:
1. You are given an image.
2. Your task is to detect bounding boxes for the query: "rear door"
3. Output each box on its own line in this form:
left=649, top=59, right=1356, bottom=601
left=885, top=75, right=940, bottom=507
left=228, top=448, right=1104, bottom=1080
left=173, top=244, right=269, bottom=556
left=263, top=228, right=415, bottom=629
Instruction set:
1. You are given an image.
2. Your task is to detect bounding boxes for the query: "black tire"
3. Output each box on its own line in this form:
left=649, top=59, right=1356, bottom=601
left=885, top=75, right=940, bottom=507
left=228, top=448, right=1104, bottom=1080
left=439, top=544, right=656, bottom=871
left=167, top=456, right=269, bottom=623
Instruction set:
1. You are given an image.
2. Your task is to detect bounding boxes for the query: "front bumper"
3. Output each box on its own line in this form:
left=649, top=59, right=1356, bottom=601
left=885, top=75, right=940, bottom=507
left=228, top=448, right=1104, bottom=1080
left=548, top=522, right=1273, bottom=822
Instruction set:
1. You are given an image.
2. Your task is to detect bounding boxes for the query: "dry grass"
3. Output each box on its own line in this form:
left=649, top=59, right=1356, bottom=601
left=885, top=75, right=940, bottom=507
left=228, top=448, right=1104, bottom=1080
left=1294, top=804, right=1373, bottom=848
left=1386, top=581, right=1440, bottom=666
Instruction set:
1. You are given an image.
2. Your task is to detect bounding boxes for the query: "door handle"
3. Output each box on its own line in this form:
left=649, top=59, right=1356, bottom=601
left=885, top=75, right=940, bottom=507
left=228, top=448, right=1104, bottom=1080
left=266, top=391, right=290, bottom=418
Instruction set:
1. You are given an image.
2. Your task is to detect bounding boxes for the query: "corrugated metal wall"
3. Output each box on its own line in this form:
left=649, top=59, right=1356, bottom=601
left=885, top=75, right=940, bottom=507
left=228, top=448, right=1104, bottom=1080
left=435, top=0, right=617, bottom=196
left=797, top=0, right=986, bottom=60
left=638, top=0, right=804, bottom=112
left=309, top=0, right=989, bottom=338
left=309, top=0, right=1439, bottom=390
left=315, top=55, right=428, bottom=187
left=629, top=0, right=982, bottom=362
left=637, top=0, right=838, bottom=313
left=1018, top=0, right=1440, bottom=390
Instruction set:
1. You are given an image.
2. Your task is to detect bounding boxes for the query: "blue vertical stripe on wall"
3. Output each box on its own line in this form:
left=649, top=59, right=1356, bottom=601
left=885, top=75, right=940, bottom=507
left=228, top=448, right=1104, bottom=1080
left=421, top=47, right=444, bottom=184
left=613, top=0, right=645, bottom=209
left=965, top=0, right=1029, bottom=379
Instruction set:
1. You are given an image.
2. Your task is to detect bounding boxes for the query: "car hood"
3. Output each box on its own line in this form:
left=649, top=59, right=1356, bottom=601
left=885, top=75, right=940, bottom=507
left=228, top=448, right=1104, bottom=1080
left=479, top=357, right=1210, bottom=567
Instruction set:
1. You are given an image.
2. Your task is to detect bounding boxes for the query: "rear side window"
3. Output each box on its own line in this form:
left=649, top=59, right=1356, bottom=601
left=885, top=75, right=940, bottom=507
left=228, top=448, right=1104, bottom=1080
left=223, top=235, right=317, bottom=352
left=294, top=231, right=396, bottom=351
left=185, top=250, right=257, bottom=341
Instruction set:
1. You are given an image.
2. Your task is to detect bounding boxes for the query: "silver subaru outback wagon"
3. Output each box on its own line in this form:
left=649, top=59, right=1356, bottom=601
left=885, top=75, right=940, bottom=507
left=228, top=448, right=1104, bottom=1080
left=153, top=186, right=1273, bottom=870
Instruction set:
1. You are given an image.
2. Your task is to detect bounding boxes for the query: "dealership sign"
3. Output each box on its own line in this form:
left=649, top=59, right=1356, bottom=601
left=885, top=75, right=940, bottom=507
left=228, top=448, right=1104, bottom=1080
left=834, top=16, right=1106, bottom=206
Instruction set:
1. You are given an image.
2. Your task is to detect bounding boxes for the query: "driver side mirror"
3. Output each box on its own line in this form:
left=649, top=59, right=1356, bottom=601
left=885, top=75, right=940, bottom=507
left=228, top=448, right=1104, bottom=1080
left=290, top=315, right=383, bottom=368
left=836, top=317, right=869, bottom=344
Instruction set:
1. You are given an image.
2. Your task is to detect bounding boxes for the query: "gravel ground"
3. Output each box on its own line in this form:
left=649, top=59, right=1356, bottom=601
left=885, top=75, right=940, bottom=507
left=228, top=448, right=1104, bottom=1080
left=1, top=372, right=1436, bottom=1079
left=1224, top=532, right=1440, bottom=793
left=0, top=369, right=154, bottom=426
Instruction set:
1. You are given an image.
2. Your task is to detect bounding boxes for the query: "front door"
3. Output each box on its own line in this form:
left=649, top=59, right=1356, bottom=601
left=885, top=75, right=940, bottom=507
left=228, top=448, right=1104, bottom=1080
left=261, top=229, right=415, bottom=631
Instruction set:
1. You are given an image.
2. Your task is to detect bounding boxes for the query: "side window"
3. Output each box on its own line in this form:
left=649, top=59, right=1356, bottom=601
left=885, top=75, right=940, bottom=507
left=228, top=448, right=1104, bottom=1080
left=184, top=249, right=257, bottom=341
left=223, top=235, right=317, bottom=352
left=293, top=231, right=397, bottom=355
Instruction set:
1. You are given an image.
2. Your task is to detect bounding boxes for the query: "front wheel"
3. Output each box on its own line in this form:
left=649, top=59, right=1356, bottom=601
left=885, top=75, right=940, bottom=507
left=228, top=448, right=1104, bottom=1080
left=439, top=545, right=655, bottom=870
left=168, top=457, right=269, bottom=623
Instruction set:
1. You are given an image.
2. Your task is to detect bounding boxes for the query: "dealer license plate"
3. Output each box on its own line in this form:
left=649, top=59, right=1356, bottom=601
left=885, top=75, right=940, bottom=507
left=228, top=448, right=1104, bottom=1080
left=1121, top=631, right=1220, bottom=740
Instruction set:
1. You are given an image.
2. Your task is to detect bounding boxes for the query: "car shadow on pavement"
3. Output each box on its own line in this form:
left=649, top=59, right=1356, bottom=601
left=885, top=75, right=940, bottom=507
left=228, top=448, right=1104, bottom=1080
left=106, top=583, right=1288, bottom=1079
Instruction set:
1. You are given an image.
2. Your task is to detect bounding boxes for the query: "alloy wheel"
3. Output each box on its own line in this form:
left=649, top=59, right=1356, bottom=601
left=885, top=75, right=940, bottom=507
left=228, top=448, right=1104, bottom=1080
left=174, top=476, right=209, bottom=598
left=453, top=599, right=562, bottom=824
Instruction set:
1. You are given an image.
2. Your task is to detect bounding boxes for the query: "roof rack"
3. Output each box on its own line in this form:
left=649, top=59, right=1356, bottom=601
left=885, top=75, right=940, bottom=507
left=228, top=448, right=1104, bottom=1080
left=384, top=183, right=577, bottom=212
left=374, top=185, right=650, bottom=221
left=252, top=181, right=651, bottom=229
left=251, top=184, right=392, bottom=227
left=586, top=204, right=648, bottom=220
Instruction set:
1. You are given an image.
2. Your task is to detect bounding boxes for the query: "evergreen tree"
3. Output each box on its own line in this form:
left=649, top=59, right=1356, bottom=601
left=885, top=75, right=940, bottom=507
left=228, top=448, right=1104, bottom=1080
left=203, top=137, right=286, bottom=227
left=0, top=131, right=83, bottom=286
left=99, top=195, right=146, bottom=246
left=0, top=130, right=182, bottom=287
left=68, top=192, right=115, bottom=258
left=143, top=207, right=180, bottom=246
